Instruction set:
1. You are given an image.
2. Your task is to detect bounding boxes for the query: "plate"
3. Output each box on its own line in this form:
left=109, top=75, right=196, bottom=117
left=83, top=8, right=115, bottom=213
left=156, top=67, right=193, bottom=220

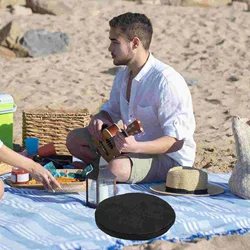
left=5, top=169, right=87, bottom=193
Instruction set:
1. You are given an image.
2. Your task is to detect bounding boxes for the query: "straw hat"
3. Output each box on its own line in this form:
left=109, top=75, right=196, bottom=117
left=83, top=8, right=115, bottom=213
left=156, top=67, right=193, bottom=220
left=150, top=166, right=224, bottom=196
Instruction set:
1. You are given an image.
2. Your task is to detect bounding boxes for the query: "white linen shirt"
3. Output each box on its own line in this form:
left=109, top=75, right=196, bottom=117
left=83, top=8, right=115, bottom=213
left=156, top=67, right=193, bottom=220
left=100, top=53, right=196, bottom=166
left=0, top=140, right=2, bottom=148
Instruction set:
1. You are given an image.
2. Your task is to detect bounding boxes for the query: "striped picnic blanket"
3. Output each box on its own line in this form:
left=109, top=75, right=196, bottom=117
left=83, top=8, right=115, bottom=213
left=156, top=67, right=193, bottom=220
left=0, top=172, right=250, bottom=250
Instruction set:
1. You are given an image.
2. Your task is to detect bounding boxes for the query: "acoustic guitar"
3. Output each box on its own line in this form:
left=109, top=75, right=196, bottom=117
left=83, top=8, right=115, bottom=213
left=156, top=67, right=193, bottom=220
left=93, top=120, right=143, bottom=163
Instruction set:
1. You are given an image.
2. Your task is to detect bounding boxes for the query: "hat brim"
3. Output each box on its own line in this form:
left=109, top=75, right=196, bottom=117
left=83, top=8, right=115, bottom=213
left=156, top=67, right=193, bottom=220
left=150, top=183, right=224, bottom=196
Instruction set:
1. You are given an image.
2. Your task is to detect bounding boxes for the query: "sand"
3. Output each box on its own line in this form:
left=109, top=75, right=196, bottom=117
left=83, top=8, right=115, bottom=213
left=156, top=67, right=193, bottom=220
left=0, top=0, right=250, bottom=249
left=124, top=234, right=250, bottom=250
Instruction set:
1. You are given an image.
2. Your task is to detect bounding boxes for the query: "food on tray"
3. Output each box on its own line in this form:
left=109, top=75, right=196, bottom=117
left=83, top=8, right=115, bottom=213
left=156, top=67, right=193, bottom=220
left=26, top=164, right=94, bottom=185
left=43, top=162, right=93, bottom=180
left=28, top=176, right=81, bottom=185
left=6, top=161, right=94, bottom=193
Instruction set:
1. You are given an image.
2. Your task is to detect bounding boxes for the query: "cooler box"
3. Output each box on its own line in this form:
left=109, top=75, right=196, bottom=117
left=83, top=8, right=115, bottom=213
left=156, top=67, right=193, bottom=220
left=0, top=94, right=17, bottom=149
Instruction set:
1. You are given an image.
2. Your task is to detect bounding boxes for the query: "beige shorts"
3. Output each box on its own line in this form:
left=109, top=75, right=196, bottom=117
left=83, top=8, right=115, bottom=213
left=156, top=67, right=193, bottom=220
left=80, top=127, right=180, bottom=184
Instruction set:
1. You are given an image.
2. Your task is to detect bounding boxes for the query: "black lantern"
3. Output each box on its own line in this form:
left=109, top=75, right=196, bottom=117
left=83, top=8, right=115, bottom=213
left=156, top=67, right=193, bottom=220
left=86, top=165, right=117, bottom=208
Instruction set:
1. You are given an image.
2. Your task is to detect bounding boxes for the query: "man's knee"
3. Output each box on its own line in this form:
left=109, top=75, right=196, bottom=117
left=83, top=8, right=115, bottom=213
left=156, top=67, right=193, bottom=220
left=66, top=129, right=77, bottom=149
left=66, top=129, right=77, bottom=153
left=66, top=127, right=98, bottom=163
left=66, top=128, right=86, bottom=152
left=108, top=156, right=132, bottom=182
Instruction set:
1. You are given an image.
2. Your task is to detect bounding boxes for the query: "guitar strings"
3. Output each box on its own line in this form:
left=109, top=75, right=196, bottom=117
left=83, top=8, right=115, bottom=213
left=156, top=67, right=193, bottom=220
left=98, top=121, right=143, bottom=157
left=99, top=141, right=109, bottom=155
left=98, top=122, right=143, bottom=156
left=99, top=137, right=116, bottom=157
left=106, top=137, right=115, bottom=149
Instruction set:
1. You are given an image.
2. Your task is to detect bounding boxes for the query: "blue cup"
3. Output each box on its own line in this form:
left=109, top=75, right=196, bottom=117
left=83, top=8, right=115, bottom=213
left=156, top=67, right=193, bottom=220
left=25, top=137, right=39, bottom=156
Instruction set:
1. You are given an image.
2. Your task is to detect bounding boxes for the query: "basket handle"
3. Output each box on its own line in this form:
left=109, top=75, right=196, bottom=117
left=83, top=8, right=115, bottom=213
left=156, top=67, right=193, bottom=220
left=0, top=104, right=17, bottom=114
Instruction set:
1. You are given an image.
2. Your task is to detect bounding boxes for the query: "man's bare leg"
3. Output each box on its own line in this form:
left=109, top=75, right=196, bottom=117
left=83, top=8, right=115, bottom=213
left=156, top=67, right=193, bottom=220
left=66, top=128, right=99, bottom=168
left=108, top=156, right=132, bottom=183
left=66, top=128, right=132, bottom=180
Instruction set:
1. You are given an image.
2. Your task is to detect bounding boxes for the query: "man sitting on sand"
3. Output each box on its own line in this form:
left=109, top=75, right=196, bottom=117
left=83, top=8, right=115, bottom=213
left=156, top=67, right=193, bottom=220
left=0, top=139, right=60, bottom=199
left=66, top=12, right=196, bottom=183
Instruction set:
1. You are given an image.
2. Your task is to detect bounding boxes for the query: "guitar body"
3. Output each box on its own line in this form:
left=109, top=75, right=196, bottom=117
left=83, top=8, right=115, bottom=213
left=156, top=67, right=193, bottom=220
left=93, top=123, right=121, bottom=162
left=93, top=120, right=143, bottom=163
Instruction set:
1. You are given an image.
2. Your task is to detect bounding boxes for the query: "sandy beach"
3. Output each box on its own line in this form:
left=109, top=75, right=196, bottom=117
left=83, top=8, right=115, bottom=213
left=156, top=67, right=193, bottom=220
left=1, top=0, right=250, bottom=249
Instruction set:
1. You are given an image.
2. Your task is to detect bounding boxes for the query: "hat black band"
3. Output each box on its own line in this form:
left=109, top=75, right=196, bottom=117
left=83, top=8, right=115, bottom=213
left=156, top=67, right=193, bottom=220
left=165, top=186, right=208, bottom=195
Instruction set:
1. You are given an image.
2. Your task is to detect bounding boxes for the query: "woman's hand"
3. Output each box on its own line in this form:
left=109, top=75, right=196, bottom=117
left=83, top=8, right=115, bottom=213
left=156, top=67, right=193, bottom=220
left=29, top=162, right=61, bottom=191
left=0, top=144, right=61, bottom=192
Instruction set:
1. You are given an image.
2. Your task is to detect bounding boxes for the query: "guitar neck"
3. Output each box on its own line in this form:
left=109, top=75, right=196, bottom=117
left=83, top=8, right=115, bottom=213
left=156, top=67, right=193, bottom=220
left=125, top=120, right=143, bottom=136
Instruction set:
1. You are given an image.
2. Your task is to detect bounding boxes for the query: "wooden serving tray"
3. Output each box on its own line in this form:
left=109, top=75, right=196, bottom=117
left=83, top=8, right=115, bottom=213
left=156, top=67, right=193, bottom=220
left=5, top=169, right=87, bottom=192
left=5, top=178, right=44, bottom=189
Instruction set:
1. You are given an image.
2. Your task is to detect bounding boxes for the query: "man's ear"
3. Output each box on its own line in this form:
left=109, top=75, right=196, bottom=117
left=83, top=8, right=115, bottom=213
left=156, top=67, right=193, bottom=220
left=132, top=37, right=140, bottom=49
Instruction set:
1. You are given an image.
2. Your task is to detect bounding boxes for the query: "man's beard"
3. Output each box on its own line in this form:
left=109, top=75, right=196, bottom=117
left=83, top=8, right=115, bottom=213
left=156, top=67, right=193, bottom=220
left=113, top=47, right=133, bottom=66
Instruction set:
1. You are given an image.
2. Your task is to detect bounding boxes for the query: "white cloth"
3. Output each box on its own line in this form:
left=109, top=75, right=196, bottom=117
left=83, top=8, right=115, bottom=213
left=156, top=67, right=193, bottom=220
left=101, top=53, right=196, bottom=166
left=0, top=139, right=3, bottom=148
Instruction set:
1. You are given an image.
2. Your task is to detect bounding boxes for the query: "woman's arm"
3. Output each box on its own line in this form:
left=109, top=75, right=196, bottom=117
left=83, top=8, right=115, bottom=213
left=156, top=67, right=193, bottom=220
left=0, top=144, right=61, bottom=191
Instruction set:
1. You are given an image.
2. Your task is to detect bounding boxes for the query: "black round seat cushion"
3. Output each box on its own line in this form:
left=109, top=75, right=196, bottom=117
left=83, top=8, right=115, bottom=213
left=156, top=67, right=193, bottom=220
left=95, top=193, right=176, bottom=240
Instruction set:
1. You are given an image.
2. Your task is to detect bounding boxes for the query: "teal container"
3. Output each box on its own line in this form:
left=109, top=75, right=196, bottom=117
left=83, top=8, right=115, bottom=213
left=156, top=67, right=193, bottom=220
left=0, top=94, right=17, bottom=149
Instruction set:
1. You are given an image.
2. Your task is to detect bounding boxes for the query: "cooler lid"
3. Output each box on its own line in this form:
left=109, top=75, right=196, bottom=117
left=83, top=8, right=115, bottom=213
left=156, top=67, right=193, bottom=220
left=0, top=94, right=14, bottom=104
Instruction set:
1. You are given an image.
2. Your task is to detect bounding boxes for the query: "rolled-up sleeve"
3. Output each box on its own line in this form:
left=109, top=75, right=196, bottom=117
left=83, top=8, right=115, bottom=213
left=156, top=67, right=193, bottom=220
left=0, top=139, right=3, bottom=148
left=158, top=74, right=192, bottom=141
left=100, top=72, right=122, bottom=123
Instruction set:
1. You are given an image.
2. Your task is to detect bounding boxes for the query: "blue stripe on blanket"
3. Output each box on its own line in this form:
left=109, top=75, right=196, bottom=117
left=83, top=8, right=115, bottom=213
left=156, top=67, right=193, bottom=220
left=0, top=172, right=250, bottom=250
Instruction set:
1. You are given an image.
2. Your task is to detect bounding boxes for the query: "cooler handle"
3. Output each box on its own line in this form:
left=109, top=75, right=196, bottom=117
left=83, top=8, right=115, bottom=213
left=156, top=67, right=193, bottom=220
left=0, top=104, right=17, bottom=114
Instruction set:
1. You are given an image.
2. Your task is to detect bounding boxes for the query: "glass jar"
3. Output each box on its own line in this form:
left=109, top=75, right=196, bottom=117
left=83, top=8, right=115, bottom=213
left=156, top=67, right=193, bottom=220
left=11, top=167, right=29, bottom=184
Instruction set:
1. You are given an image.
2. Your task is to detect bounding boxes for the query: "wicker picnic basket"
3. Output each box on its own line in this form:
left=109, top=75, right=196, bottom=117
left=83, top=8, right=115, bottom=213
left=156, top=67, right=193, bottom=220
left=22, top=109, right=91, bottom=155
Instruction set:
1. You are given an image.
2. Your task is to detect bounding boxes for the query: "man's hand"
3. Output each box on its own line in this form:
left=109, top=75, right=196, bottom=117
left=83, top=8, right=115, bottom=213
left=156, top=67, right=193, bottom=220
left=114, top=131, right=139, bottom=153
left=88, top=113, right=112, bottom=141
left=29, top=163, right=61, bottom=192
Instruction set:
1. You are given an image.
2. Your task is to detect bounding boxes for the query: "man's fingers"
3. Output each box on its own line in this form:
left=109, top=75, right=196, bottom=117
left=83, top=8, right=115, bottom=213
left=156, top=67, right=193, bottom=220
left=114, top=137, right=122, bottom=152
left=115, top=134, right=123, bottom=144
left=92, top=121, right=103, bottom=141
left=92, top=120, right=99, bottom=139
left=116, top=132, right=126, bottom=141
left=89, top=118, right=105, bottom=141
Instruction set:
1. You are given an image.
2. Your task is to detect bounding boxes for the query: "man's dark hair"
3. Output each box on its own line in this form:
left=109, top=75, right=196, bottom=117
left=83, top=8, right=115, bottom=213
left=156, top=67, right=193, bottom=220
left=109, top=12, right=153, bottom=50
